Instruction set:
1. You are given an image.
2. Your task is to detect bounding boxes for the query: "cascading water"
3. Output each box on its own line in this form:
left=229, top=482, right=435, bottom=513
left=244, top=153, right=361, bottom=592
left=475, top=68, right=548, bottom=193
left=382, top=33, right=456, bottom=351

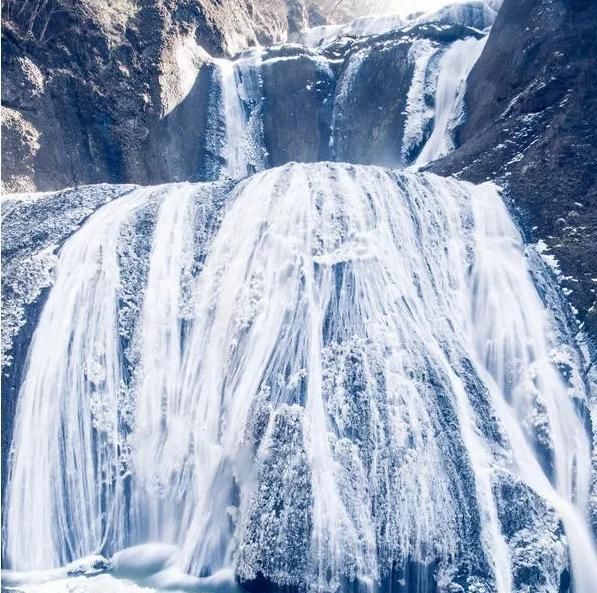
left=216, top=58, right=250, bottom=179
left=212, top=51, right=266, bottom=180
left=197, top=13, right=488, bottom=178
left=3, top=162, right=595, bottom=592
left=2, top=5, right=596, bottom=593
left=3, top=188, right=150, bottom=570
left=414, top=36, right=487, bottom=167
left=469, top=192, right=597, bottom=592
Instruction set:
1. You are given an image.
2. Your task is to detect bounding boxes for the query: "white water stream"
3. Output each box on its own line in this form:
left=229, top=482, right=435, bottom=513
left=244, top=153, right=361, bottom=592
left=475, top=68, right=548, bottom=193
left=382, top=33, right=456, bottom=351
left=2, top=7, right=595, bottom=593
left=415, top=36, right=487, bottom=167
left=4, top=164, right=595, bottom=592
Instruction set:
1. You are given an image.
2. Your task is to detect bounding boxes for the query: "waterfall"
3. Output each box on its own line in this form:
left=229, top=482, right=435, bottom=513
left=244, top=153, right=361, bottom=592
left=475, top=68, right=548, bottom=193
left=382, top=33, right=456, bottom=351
left=216, top=59, right=249, bottom=179
left=4, top=163, right=595, bottom=592
left=213, top=51, right=266, bottom=180
left=201, top=19, right=487, bottom=177
left=2, top=5, right=595, bottom=593
left=469, top=190, right=597, bottom=592
left=3, top=188, right=150, bottom=570
left=414, top=36, right=487, bottom=167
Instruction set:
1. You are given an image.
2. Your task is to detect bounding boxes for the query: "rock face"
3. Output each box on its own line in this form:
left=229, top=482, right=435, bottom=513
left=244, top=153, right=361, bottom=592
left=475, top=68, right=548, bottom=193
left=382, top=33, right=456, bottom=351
left=430, top=0, right=597, bottom=340
left=327, top=24, right=483, bottom=167
left=1, top=105, right=41, bottom=193
left=0, top=0, right=300, bottom=192
left=2, top=1, right=497, bottom=193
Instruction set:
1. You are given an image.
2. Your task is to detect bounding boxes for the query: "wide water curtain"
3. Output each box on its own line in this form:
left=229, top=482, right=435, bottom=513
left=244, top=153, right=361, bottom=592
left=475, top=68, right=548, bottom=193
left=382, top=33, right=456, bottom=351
left=4, top=163, right=595, bottom=592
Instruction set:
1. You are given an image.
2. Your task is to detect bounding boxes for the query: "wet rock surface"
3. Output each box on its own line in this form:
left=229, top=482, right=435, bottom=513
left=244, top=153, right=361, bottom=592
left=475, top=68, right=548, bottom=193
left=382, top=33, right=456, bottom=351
left=0, top=0, right=298, bottom=191
left=1, top=2, right=491, bottom=193
left=429, top=0, right=597, bottom=341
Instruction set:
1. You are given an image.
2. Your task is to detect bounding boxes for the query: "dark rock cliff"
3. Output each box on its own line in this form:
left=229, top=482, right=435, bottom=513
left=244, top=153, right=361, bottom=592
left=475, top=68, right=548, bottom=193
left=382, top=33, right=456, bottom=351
left=0, top=0, right=304, bottom=192
left=255, top=23, right=481, bottom=171
left=1, top=1, right=496, bottom=194
left=429, top=0, right=597, bottom=341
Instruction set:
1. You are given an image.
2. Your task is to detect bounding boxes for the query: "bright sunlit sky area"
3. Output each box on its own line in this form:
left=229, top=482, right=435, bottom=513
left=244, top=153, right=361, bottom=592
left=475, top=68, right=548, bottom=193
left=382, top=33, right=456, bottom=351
left=379, top=0, right=468, bottom=16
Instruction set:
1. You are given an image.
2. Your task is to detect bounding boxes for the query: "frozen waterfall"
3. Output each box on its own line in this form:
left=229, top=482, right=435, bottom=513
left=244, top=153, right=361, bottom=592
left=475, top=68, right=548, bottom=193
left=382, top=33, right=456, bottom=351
left=414, top=36, right=487, bottom=167
left=3, top=163, right=595, bottom=592
left=196, top=17, right=487, bottom=179
left=2, top=4, right=595, bottom=593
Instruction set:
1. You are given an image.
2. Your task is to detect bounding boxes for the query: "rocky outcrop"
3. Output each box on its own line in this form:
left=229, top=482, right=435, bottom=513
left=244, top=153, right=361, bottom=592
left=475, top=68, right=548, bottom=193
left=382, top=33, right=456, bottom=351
left=0, top=0, right=302, bottom=192
left=129, top=18, right=483, bottom=184
left=429, top=0, right=597, bottom=340
left=1, top=106, right=41, bottom=193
